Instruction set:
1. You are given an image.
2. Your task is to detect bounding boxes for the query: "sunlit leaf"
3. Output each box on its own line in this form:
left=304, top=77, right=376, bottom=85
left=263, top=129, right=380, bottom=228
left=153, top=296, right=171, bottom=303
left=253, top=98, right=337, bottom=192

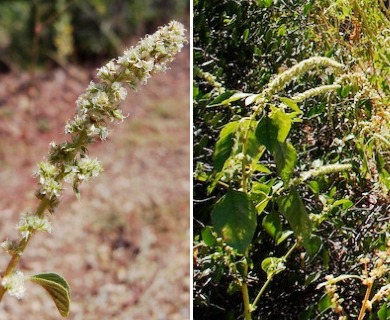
left=257, top=0, right=273, bottom=8
left=270, top=109, right=292, bottom=145
left=242, top=119, right=264, bottom=161
left=261, top=257, right=285, bottom=278
left=209, top=91, right=250, bottom=107
left=252, top=163, right=271, bottom=174
left=318, top=294, right=332, bottom=313
left=251, top=182, right=271, bottom=214
left=277, top=24, right=287, bottom=36
left=332, top=199, right=353, bottom=210
left=208, top=91, right=236, bottom=106
left=245, top=93, right=261, bottom=106
left=255, top=109, right=292, bottom=153
left=276, top=230, right=294, bottom=245
left=213, top=121, right=239, bottom=171
left=242, top=28, right=250, bottom=42
left=279, top=97, right=302, bottom=113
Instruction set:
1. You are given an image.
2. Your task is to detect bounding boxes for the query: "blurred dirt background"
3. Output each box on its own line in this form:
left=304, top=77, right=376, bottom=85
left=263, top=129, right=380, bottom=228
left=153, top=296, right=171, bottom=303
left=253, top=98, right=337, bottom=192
left=0, top=28, right=190, bottom=319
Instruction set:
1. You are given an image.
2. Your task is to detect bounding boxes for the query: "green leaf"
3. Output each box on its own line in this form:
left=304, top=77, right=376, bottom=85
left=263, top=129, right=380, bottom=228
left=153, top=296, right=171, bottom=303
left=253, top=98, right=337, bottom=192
left=270, top=109, right=292, bottom=144
left=209, top=91, right=249, bottom=107
left=257, top=0, right=273, bottom=7
left=242, top=28, right=250, bottom=42
left=227, top=280, right=241, bottom=295
left=274, top=141, right=297, bottom=183
left=255, top=109, right=292, bottom=153
left=213, top=121, right=239, bottom=171
left=252, top=163, right=271, bottom=174
left=277, top=24, right=287, bottom=37
left=278, top=187, right=313, bottom=245
left=193, top=85, right=200, bottom=99
left=332, top=199, right=353, bottom=210
left=377, top=153, right=390, bottom=190
left=378, top=302, right=390, bottom=320
left=262, top=211, right=281, bottom=239
left=242, top=119, right=264, bottom=161
left=211, top=189, right=257, bottom=253
left=208, top=91, right=236, bottom=106
left=318, top=294, right=332, bottom=313
left=250, top=182, right=271, bottom=214
left=300, top=305, right=315, bottom=320
left=308, top=180, right=321, bottom=194
left=244, top=93, right=261, bottom=106
left=276, top=230, right=294, bottom=245
left=340, top=85, right=351, bottom=98
left=279, top=97, right=302, bottom=114
left=305, top=272, right=322, bottom=286
left=30, top=273, right=71, bottom=318
left=261, top=257, right=285, bottom=277
left=201, top=227, right=217, bottom=247
left=303, top=235, right=323, bottom=258
left=255, top=116, right=274, bottom=152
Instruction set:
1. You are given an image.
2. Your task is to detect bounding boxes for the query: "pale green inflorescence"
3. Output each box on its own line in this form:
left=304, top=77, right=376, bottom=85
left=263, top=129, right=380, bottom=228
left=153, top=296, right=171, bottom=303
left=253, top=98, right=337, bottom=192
left=300, top=163, right=352, bottom=182
left=263, top=57, right=344, bottom=100
left=34, top=161, right=63, bottom=200
left=291, top=84, right=341, bottom=103
left=17, top=214, right=52, bottom=239
left=63, top=158, right=102, bottom=184
left=253, top=57, right=344, bottom=114
left=66, top=20, right=186, bottom=136
left=33, top=20, right=187, bottom=211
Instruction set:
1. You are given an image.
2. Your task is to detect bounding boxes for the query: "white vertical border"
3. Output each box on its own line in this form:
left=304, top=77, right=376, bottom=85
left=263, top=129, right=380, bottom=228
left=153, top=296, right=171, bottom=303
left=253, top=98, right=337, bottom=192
left=189, top=0, right=194, bottom=319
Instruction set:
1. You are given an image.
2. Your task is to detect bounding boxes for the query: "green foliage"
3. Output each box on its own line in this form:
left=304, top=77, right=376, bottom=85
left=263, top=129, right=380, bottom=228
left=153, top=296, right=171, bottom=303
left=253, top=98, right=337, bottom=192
left=194, top=1, right=390, bottom=319
left=194, top=0, right=316, bottom=92
left=277, top=187, right=314, bottom=252
left=211, top=189, right=257, bottom=253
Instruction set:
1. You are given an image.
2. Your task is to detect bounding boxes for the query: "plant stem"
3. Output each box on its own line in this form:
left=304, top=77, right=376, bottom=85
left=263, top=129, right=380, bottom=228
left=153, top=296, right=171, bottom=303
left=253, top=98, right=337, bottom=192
left=36, top=197, right=50, bottom=218
left=251, top=276, right=273, bottom=309
left=241, top=259, right=252, bottom=320
left=358, top=279, right=374, bottom=320
left=251, top=241, right=298, bottom=310
left=242, top=281, right=252, bottom=320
